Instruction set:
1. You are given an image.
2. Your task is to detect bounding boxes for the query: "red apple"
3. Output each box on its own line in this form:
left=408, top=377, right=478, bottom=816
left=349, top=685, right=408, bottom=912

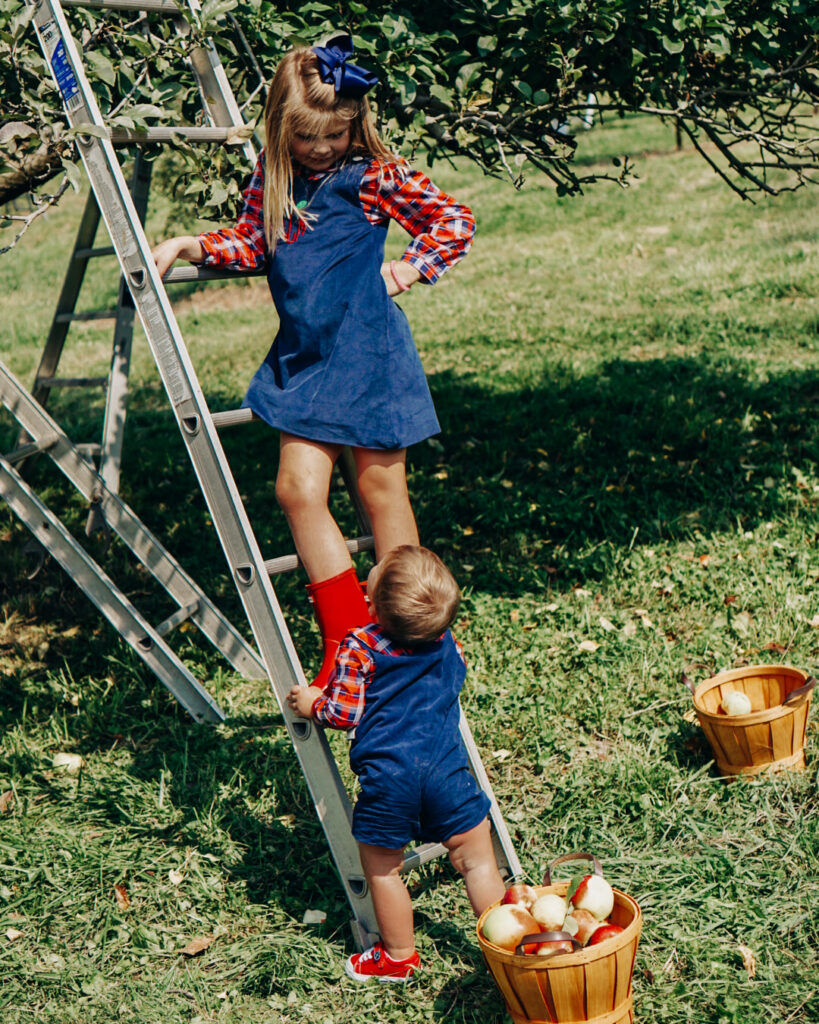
left=482, top=904, right=540, bottom=952
left=563, top=907, right=599, bottom=945
left=501, top=883, right=538, bottom=910
left=588, top=924, right=624, bottom=946
left=533, top=939, right=575, bottom=956
left=571, top=874, right=614, bottom=920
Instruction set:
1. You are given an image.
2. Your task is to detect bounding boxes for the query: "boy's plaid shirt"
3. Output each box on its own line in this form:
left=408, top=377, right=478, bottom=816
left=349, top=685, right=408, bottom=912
left=198, top=156, right=475, bottom=283
left=311, top=623, right=465, bottom=730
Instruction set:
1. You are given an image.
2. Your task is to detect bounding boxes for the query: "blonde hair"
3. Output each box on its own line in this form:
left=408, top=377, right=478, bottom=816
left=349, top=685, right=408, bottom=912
left=371, top=546, right=461, bottom=648
left=262, top=47, right=395, bottom=254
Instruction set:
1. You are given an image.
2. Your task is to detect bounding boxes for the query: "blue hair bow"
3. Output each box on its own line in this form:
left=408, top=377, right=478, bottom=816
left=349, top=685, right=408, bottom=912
left=313, top=34, right=378, bottom=99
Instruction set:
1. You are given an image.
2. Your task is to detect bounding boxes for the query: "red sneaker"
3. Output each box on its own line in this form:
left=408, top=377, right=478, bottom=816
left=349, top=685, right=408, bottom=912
left=344, top=943, right=419, bottom=983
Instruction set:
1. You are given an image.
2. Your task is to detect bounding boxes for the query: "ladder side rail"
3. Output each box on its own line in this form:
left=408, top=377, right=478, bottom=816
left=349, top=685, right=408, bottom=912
left=0, top=358, right=265, bottom=681
left=29, top=0, right=379, bottom=942
left=0, top=457, right=224, bottom=723
left=27, top=192, right=102, bottom=413
left=91, top=149, right=152, bottom=525
left=457, top=708, right=522, bottom=880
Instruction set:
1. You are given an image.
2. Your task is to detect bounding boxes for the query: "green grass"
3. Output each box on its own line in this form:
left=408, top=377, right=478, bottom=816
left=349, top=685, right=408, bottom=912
left=1, top=115, right=819, bottom=1024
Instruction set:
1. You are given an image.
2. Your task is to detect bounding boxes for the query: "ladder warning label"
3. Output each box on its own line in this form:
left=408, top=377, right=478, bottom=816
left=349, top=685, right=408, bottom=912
left=50, top=40, right=82, bottom=112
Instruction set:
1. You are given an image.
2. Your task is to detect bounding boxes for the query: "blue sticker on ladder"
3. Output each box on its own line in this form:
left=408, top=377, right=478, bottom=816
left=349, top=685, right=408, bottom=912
left=50, top=40, right=80, bottom=106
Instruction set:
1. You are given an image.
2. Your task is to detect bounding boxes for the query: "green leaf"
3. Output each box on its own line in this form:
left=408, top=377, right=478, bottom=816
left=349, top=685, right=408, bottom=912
left=661, top=36, right=685, bottom=55
left=61, top=158, right=82, bottom=193
left=85, top=50, right=116, bottom=86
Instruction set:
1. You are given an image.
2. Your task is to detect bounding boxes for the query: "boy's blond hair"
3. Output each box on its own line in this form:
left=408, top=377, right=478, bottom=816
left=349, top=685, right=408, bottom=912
left=370, top=546, right=461, bottom=648
left=262, top=47, right=395, bottom=254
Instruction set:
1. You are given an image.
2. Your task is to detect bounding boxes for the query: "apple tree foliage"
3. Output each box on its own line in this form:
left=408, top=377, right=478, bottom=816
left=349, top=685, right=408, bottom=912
left=1, top=0, right=817, bottom=252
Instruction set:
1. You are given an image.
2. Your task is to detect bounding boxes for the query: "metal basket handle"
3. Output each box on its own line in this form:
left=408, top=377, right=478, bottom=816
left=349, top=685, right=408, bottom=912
left=782, top=675, right=816, bottom=708
left=515, top=931, right=582, bottom=957
left=543, top=851, right=603, bottom=886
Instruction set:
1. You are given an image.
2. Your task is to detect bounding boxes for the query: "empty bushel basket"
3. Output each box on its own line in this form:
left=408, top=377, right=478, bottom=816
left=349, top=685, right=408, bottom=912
left=692, top=664, right=815, bottom=776
left=477, top=881, right=641, bottom=1024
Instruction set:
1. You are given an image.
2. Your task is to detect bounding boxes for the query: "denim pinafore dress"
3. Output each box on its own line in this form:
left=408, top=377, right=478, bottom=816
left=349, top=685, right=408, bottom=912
left=242, top=159, right=441, bottom=450
left=348, top=630, right=491, bottom=849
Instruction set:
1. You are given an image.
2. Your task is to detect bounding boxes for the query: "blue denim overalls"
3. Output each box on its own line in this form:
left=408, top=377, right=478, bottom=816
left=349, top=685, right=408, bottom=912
left=243, top=159, right=441, bottom=450
left=349, top=630, right=491, bottom=849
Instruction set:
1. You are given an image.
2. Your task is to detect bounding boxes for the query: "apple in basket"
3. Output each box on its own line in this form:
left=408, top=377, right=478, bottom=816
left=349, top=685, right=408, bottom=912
left=588, top=924, right=624, bottom=946
left=535, top=938, right=576, bottom=956
left=722, top=691, right=752, bottom=716
left=530, top=893, right=568, bottom=932
left=501, top=883, right=538, bottom=910
left=563, top=907, right=600, bottom=945
left=571, top=874, right=614, bottom=921
left=482, top=904, right=541, bottom=952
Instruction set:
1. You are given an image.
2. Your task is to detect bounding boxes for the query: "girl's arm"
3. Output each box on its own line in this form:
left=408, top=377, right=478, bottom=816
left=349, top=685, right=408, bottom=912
left=150, top=156, right=267, bottom=277
left=197, top=156, right=267, bottom=270
left=362, top=161, right=476, bottom=286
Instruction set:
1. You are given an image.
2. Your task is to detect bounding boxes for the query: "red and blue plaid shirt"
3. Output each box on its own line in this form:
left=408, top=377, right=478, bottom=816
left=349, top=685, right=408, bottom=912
left=312, top=623, right=465, bottom=730
left=198, top=156, right=475, bottom=283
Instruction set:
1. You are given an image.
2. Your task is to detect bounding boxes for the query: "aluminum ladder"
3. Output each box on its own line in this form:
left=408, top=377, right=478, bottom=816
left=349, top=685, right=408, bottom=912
left=8, top=0, right=522, bottom=947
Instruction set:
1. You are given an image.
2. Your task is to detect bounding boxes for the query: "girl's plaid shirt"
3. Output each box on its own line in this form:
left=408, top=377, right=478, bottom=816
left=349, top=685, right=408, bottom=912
left=311, top=623, right=465, bottom=730
left=198, top=156, right=475, bottom=283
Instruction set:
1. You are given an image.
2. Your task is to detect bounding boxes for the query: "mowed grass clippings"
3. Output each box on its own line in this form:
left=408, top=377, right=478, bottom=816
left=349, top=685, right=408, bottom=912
left=1, top=114, right=818, bottom=1024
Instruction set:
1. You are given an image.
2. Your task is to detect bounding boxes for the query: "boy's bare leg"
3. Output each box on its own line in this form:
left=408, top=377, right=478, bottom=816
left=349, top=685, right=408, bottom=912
left=352, top=447, right=419, bottom=560
left=443, top=819, right=506, bottom=916
left=358, top=843, right=415, bottom=959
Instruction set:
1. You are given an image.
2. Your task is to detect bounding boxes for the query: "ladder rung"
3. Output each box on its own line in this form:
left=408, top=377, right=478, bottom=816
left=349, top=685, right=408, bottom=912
left=154, top=600, right=200, bottom=639
left=64, top=0, right=182, bottom=12
left=35, top=376, right=108, bottom=389
left=163, top=265, right=266, bottom=284
left=211, top=408, right=258, bottom=429
left=75, top=443, right=103, bottom=457
left=3, top=433, right=60, bottom=465
left=264, top=536, right=375, bottom=577
left=109, top=126, right=248, bottom=145
left=55, top=310, right=118, bottom=323
left=401, top=843, right=447, bottom=873
left=75, top=246, right=116, bottom=259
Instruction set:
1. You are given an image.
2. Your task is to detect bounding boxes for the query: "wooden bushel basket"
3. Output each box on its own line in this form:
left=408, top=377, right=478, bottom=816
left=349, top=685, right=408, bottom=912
left=690, top=665, right=815, bottom=776
left=477, top=854, right=641, bottom=1024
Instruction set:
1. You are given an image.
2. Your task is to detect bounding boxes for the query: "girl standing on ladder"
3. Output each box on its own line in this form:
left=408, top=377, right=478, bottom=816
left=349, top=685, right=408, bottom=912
left=151, top=36, right=475, bottom=688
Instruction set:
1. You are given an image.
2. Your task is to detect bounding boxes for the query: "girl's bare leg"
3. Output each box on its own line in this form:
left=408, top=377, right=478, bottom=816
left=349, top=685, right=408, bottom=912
left=276, top=432, right=350, bottom=582
left=358, top=843, right=415, bottom=959
left=443, top=819, right=506, bottom=916
left=352, top=447, right=419, bottom=561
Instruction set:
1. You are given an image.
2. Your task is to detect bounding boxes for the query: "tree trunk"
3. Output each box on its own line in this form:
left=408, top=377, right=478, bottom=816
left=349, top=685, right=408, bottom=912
left=0, top=142, right=65, bottom=207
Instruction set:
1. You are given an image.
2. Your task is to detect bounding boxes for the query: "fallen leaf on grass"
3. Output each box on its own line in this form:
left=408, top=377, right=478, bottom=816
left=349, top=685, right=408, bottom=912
left=52, top=752, right=84, bottom=775
left=808, top=615, right=819, bottom=628
left=5, top=928, right=23, bottom=941
left=598, top=617, right=616, bottom=632
left=724, top=594, right=738, bottom=606
left=491, top=749, right=511, bottom=761
left=737, top=944, right=757, bottom=979
left=302, top=908, right=327, bottom=925
left=578, top=639, right=600, bottom=652
left=732, top=611, right=754, bottom=636
left=180, top=935, right=214, bottom=957
left=699, top=554, right=711, bottom=567
left=113, top=884, right=130, bottom=911
left=0, top=790, right=14, bottom=813
left=762, top=641, right=786, bottom=652
left=169, top=869, right=185, bottom=886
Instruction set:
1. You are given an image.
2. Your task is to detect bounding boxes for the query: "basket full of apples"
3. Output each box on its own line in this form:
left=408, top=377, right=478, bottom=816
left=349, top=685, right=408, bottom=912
left=686, top=664, right=815, bottom=776
left=477, top=852, right=641, bottom=1024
